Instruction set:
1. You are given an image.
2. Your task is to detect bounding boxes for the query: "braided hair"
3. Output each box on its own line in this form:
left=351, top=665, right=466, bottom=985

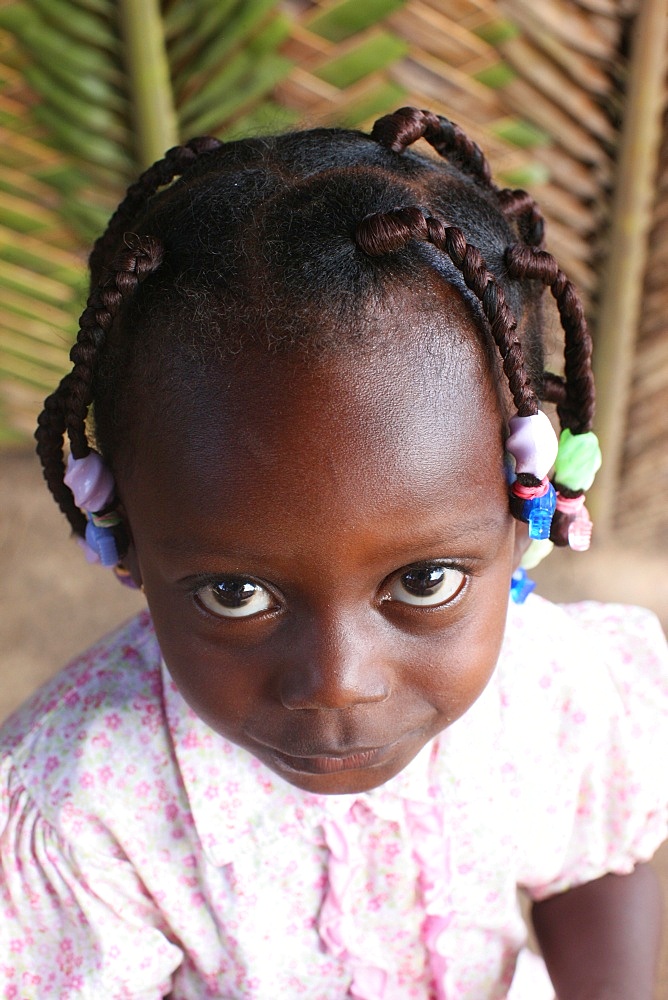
left=36, top=107, right=595, bottom=555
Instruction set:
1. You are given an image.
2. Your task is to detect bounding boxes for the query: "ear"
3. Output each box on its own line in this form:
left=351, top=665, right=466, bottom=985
left=512, top=518, right=530, bottom=571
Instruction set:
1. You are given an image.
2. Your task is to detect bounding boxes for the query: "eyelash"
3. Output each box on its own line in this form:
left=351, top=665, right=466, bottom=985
left=189, top=560, right=470, bottom=621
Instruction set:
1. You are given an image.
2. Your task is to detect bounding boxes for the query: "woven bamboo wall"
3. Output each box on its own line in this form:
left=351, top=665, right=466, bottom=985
left=617, top=80, right=668, bottom=547
left=277, top=0, right=625, bottom=300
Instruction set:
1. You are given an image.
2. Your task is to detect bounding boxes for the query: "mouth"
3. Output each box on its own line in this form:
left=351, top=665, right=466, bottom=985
left=266, top=742, right=401, bottom=775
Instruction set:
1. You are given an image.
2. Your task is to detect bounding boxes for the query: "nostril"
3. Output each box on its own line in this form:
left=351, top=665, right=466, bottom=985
left=277, top=615, right=393, bottom=710
left=279, top=658, right=390, bottom=711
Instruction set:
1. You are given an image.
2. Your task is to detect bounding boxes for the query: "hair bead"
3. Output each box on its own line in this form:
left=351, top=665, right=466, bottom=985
left=553, top=429, right=602, bottom=492
left=510, top=477, right=557, bottom=539
left=567, top=505, right=593, bottom=552
left=520, top=538, right=555, bottom=570
left=85, top=519, right=119, bottom=567
left=505, top=412, right=558, bottom=480
left=64, top=450, right=121, bottom=570
left=510, top=567, right=536, bottom=604
left=64, top=450, right=115, bottom=512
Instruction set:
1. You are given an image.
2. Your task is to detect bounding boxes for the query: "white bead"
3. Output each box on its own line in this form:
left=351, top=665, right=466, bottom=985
left=506, top=411, right=558, bottom=480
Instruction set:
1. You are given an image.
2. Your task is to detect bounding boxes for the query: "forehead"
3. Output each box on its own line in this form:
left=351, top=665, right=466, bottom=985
left=121, top=290, right=510, bottom=553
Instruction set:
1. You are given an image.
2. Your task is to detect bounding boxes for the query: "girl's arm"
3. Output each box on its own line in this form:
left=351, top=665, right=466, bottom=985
left=531, top=863, right=662, bottom=1000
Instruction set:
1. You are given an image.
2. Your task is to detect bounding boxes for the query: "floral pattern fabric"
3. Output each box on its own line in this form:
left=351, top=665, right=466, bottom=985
left=1, top=596, right=667, bottom=999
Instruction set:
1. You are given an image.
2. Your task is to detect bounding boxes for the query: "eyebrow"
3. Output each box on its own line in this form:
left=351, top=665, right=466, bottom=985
left=154, top=509, right=511, bottom=562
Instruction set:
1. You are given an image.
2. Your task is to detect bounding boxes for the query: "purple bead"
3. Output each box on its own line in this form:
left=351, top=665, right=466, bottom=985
left=76, top=535, right=100, bottom=565
left=506, top=412, right=559, bottom=480
left=65, top=451, right=115, bottom=513
left=114, top=567, right=141, bottom=589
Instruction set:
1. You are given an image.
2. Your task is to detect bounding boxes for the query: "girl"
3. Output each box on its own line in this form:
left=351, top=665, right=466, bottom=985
left=1, top=107, right=667, bottom=1000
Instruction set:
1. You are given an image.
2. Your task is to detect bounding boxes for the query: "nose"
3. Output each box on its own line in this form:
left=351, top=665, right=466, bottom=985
left=278, top=611, right=391, bottom=710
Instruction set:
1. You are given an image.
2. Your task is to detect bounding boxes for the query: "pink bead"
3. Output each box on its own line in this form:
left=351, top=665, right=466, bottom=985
left=556, top=492, right=585, bottom=514
left=506, top=411, right=558, bottom=480
left=64, top=451, right=115, bottom=512
left=568, top=506, right=592, bottom=551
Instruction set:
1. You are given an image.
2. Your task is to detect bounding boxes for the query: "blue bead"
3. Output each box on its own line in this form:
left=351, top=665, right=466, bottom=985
left=521, top=483, right=557, bottom=540
left=85, top=518, right=119, bottom=567
left=510, top=568, right=536, bottom=604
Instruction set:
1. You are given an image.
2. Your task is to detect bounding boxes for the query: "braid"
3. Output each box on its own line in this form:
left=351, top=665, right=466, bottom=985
left=68, top=236, right=165, bottom=456
left=496, top=189, right=545, bottom=248
left=424, top=216, right=538, bottom=420
left=35, top=378, right=86, bottom=535
left=356, top=206, right=540, bottom=436
left=35, top=235, right=164, bottom=535
left=371, top=107, right=545, bottom=251
left=504, top=245, right=595, bottom=435
left=89, top=136, right=222, bottom=287
left=37, top=135, right=222, bottom=539
left=540, top=371, right=568, bottom=409
left=504, top=245, right=597, bottom=547
left=371, top=107, right=494, bottom=189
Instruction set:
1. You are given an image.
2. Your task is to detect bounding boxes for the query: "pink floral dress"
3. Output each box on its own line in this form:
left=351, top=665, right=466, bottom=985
left=1, top=597, right=667, bottom=999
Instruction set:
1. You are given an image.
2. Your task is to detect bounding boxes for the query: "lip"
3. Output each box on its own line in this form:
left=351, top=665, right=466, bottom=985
left=268, top=743, right=400, bottom=775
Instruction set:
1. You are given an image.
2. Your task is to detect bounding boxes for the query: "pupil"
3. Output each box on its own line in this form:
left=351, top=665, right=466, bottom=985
left=211, top=580, right=256, bottom=608
left=402, top=566, right=444, bottom=596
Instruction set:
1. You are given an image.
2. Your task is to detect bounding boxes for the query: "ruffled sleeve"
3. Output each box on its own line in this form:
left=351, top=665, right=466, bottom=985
left=512, top=600, right=668, bottom=901
left=0, top=756, right=183, bottom=999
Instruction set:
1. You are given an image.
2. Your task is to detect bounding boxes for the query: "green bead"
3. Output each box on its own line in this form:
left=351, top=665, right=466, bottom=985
left=553, top=430, right=602, bottom=491
left=520, top=538, right=554, bottom=570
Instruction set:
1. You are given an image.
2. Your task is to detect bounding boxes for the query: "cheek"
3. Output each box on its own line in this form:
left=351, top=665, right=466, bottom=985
left=419, top=579, right=510, bottom=724
left=147, top=599, right=266, bottom=737
left=161, top=649, right=262, bottom=741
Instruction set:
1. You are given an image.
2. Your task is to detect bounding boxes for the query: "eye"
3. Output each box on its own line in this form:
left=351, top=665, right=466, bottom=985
left=386, top=563, right=466, bottom=607
left=195, top=578, right=275, bottom=618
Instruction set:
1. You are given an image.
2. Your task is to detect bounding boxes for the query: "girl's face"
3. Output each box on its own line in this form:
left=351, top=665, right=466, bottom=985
left=120, top=293, right=519, bottom=794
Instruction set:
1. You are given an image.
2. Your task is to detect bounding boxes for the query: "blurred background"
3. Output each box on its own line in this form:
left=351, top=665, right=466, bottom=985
left=0, top=0, right=667, bottom=992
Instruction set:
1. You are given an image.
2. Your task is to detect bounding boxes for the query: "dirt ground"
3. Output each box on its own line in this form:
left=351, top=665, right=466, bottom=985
left=2, top=448, right=668, bottom=993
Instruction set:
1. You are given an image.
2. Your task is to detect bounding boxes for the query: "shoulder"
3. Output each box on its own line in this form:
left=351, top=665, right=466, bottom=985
left=460, top=594, right=668, bottom=817
left=499, top=594, right=667, bottom=706
left=496, top=597, right=668, bottom=894
left=495, top=595, right=668, bottom=755
left=500, top=593, right=668, bottom=809
left=0, top=611, right=168, bottom=832
left=1, top=610, right=161, bottom=748
left=506, top=593, right=666, bottom=651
